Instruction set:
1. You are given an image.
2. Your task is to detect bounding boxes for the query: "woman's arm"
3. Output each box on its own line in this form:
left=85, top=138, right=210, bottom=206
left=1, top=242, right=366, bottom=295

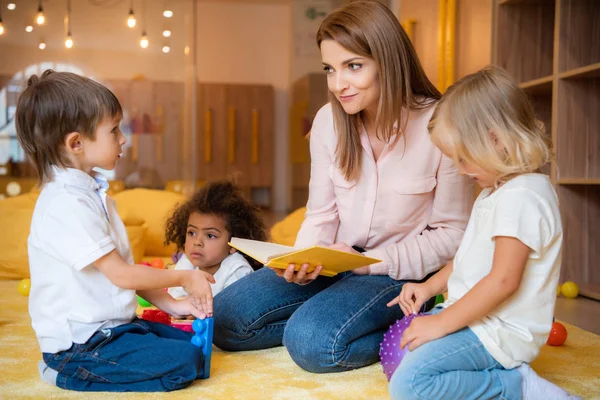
left=366, top=154, right=472, bottom=280
left=294, top=105, right=340, bottom=248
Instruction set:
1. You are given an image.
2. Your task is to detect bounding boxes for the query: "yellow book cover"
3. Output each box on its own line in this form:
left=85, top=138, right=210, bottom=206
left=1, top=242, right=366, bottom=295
left=228, top=238, right=381, bottom=277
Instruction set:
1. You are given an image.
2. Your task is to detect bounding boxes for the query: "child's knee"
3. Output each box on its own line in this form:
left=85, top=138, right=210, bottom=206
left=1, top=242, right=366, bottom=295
left=389, top=366, right=422, bottom=400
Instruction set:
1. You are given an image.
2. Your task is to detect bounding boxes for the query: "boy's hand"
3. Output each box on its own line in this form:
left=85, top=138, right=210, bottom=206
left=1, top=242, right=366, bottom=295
left=387, top=282, right=433, bottom=316
left=400, top=314, right=448, bottom=351
left=169, top=296, right=210, bottom=320
left=182, top=270, right=215, bottom=317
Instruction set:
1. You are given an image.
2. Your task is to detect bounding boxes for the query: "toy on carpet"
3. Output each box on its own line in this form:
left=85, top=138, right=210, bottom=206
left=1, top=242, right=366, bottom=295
left=141, top=261, right=151, bottom=267
left=171, top=320, right=194, bottom=332
left=137, top=295, right=152, bottom=307
left=434, top=294, right=445, bottom=306
left=191, top=318, right=214, bottom=379
left=380, top=313, right=424, bottom=381
left=547, top=321, right=568, bottom=346
left=141, top=309, right=171, bottom=325
left=561, top=281, right=579, bottom=299
left=17, top=278, right=31, bottom=296
left=150, top=258, right=165, bottom=269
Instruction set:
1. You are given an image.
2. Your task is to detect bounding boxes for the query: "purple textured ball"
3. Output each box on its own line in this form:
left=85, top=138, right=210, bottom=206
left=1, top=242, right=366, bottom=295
left=380, top=313, right=424, bottom=381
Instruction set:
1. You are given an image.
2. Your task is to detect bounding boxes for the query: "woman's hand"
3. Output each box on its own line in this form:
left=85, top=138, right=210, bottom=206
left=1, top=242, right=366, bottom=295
left=387, top=282, right=433, bottom=316
left=328, top=243, right=370, bottom=275
left=400, top=314, right=449, bottom=351
left=271, top=263, right=322, bottom=285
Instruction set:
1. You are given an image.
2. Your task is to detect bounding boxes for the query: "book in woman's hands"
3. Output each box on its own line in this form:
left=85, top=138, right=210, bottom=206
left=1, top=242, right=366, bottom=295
left=228, top=237, right=381, bottom=277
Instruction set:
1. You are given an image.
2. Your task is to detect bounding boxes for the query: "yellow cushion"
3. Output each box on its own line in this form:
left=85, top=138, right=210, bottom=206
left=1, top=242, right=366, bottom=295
left=124, top=222, right=147, bottom=264
left=270, top=207, right=306, bottom=246
left=114, top=189, right=187, bottom=257
left=0, top=192, right=40, bottom=279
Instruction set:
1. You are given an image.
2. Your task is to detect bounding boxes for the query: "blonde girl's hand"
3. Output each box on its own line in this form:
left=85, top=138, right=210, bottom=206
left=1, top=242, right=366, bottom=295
left=387, top=282, right=433, bottom=316
left=399, top=314, right=448, bottom=351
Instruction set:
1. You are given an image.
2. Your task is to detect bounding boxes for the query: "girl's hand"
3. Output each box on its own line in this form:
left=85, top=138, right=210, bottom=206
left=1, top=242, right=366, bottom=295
left=400, top=314, right=448, bottom=351
left=387, top=282, right=433, bottom=316
left=271, top=263, right=322, bottom=285
left=169, top=296, right=210, bottom=320
left=182, top=270, right=215, bottom=317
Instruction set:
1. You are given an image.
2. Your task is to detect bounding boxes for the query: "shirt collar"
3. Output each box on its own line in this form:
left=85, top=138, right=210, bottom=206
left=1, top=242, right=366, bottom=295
left=51, top=166, right=109, bottom=192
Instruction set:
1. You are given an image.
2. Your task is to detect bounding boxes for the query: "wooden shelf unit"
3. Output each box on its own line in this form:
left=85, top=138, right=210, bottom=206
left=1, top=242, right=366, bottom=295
left=493, top=0, right=600, bottom=289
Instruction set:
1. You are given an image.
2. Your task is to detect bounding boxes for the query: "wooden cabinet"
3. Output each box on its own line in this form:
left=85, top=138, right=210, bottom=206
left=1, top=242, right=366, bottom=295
left=493, top=0, right=600, bottom=295
left=289, top=73, right=329, bottom=210
left=196, top=83, right=274, bottom=207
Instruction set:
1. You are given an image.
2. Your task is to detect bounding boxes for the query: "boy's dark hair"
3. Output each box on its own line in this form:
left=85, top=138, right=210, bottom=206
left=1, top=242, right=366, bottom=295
left=165, top=180, right=267, bottom=270
left=15, top=69, right=122, bottom=183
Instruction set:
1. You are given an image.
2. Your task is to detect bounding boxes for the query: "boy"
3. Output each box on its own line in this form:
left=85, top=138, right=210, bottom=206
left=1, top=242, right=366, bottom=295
left=17, top=70, right=214, bottom=392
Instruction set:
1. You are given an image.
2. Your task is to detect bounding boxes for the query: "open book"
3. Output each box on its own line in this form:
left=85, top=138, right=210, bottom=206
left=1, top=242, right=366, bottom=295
left=228, top=237, right=381, bottom=277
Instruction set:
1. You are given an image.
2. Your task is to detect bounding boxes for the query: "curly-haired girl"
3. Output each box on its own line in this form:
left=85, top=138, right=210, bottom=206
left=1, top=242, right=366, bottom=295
left=165, top=180, right=266, bottom=298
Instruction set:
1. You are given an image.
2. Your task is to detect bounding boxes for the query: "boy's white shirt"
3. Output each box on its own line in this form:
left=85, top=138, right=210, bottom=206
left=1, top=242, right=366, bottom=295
left=28, top=167, right=137, bottom=354
left=442, top=173, right=562, bottom=369
left=168, top=252, right=253, bottom=299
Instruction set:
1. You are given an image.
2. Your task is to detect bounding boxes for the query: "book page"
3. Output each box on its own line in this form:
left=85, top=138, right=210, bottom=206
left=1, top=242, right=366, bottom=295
left=229, top=238, right=296, bottom=264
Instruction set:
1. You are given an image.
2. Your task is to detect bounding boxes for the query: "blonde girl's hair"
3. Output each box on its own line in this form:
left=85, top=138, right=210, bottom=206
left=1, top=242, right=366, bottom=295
left=428, top=65, right=551, bottom=184
left=316, top=0, right=440, bottom=181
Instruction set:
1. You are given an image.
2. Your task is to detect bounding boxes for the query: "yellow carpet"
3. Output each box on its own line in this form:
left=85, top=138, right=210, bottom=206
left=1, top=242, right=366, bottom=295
left=0, top=280, right=598, bottom=399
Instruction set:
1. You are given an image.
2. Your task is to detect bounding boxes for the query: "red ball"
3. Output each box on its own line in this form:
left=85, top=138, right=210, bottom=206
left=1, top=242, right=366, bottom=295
left=150, top=258, right=165, bottom=269
left=547, top=321, right=567, bottom=346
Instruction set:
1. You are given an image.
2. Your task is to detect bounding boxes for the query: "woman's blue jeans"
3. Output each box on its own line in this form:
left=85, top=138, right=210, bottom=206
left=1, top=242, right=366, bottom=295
left=213, top=268, right=434, bottom=373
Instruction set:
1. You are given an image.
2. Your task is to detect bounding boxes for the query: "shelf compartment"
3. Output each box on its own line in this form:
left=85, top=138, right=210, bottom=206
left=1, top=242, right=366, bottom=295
left=519, top=75, right=553, bottom=95
left=496, top=0, right=555, bottom=83
left=556, top=77, right=600, bottom=179
left=559, top=0, right=600, bottom=72
left=559, top=63, right=600, bottom=80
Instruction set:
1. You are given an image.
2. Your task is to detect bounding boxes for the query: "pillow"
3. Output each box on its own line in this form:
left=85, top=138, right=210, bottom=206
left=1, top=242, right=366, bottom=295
left=269, top=207, right=306, bottom=246
left=124, top=222, right=147, bottom=264
left=0, top=195, right=37, bottom=279
left=114, top=188, right=187, bottom=257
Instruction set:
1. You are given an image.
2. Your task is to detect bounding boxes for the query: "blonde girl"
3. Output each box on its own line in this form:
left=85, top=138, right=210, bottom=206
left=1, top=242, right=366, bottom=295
left=387, top=66, right=580, bottom=400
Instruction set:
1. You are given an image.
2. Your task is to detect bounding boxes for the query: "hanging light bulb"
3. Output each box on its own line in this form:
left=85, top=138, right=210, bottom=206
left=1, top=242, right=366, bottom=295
left=25, top=25, right=34, bottom=32
left=163, top=10, right=173, bottom=18
left=0, top=0, right=5, bottom=34
left=162, top=29, right=171, bottom=38
left=127, top=0, right=136, bottom=28
left=140, top=32, right=148, bottom=49
left=36, top=1, right=45, bottom=25
left=39, top=40, right=46, bottom=50
left=64, top=1, right=73, bottom=48
left=7, top=3, right=16, bottom=11
left=127, top=10, right=136, bottom=28
left=162, top=45, right=170, bottom=53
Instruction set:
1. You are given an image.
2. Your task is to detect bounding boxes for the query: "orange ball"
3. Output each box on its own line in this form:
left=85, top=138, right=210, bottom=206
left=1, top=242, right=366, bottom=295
left=547, top=321, right=567, bottom=346
left=150, top=258, right=165, bottom=269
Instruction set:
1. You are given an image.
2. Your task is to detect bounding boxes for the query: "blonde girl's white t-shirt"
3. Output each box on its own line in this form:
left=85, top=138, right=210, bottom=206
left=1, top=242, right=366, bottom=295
left=442, top=174, right=562, bottom=369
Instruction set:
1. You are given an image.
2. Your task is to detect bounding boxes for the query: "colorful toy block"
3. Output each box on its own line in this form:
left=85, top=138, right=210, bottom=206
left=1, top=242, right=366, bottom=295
left=191, top=318, right=214, bottom=379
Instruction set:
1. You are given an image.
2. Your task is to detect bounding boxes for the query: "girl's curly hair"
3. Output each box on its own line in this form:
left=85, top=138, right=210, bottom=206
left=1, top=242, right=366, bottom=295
left=164, top=180, right=267, bottom=270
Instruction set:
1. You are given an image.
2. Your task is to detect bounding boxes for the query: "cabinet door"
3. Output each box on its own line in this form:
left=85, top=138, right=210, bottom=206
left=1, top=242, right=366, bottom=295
left=249, top=85, right=274, bottom=188
left=225, top=84, right=252, bottom=188
left=200, top=84, right=228, bottom=181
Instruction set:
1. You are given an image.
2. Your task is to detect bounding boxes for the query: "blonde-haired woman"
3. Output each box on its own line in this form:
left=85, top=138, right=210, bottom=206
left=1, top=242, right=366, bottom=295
left=213, top=0, right=472, bottom=373
left=387, top=66, right=578, bottom=399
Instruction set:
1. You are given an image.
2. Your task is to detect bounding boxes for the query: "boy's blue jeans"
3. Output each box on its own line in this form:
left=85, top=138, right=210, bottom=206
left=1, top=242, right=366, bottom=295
left=42, top=318, right=204, bottom=392
left=389, top=307, right=522, bottom=400
left=213, top=267, right=435, bottom=373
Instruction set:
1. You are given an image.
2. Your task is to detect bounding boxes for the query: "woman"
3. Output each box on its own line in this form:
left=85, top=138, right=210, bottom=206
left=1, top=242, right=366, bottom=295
left=213, top=0, right=472, bottom=373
